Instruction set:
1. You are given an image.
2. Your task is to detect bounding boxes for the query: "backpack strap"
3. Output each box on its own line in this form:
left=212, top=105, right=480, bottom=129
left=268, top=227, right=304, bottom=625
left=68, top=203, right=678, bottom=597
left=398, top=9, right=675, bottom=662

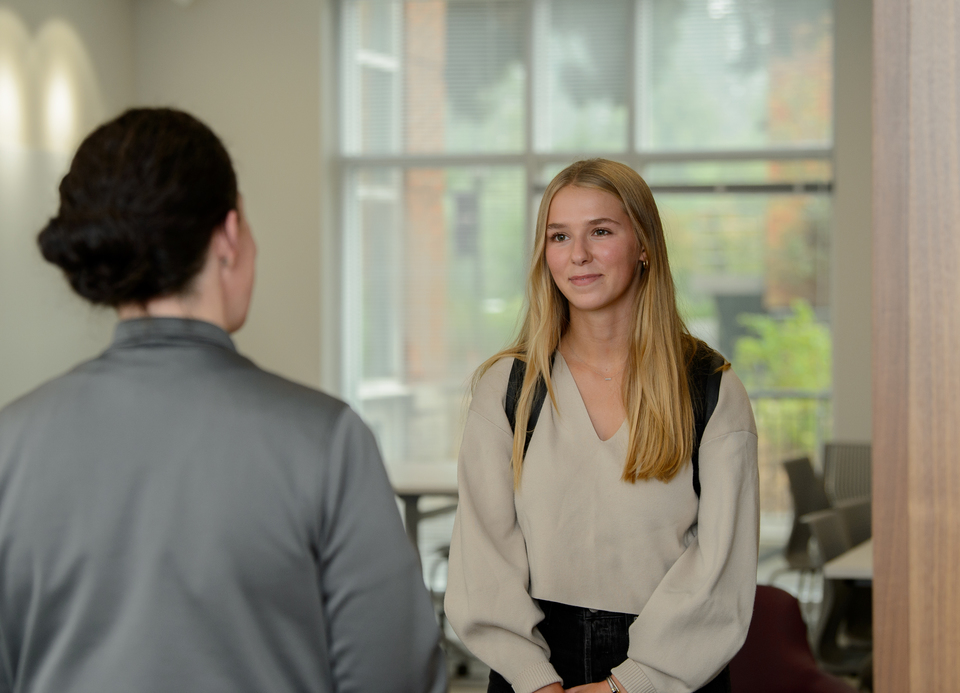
left=505, top=348, right=726, bottom=498
left=690, top=348, right=727, bottom=498
left=505, top=357, right=549, bottom=458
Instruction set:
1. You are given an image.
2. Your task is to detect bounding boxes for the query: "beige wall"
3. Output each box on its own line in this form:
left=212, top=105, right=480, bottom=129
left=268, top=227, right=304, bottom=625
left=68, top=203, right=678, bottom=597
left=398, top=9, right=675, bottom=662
left=0, top=0, right=328, bottom=406
left=134, top=0, right=324, bottom=388
left=0, top=0, right=134, bottom=409
left=831, top=0, right=873, bottom=442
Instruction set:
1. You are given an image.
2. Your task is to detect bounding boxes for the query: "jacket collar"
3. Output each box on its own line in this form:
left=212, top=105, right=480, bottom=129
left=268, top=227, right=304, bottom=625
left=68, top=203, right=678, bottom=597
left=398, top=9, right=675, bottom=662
left=111, top=318, right=237, bottom=353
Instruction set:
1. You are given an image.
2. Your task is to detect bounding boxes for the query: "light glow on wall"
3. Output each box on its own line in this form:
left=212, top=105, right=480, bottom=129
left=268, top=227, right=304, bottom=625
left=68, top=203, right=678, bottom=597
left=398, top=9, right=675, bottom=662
left=44, top=67, right=76, bottom=153
left=0, top=8, right=113, bottom=415
left=0, top=12, right=103, bottom=155
left=36, top=19, right=103, bottom=154
left=0, top=9, right=28, bottom=149
left=0, top=62, right=24, bottom=148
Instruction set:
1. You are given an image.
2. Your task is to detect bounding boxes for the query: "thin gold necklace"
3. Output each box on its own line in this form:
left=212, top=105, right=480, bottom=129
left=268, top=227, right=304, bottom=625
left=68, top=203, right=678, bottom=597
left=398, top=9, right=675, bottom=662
left=566, top=343, right=625, bottom=382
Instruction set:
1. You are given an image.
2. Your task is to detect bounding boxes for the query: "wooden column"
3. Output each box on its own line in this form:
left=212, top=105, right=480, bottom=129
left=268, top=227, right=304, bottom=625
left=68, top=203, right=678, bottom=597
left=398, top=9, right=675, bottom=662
left=873, top=1, right=960, bottom=691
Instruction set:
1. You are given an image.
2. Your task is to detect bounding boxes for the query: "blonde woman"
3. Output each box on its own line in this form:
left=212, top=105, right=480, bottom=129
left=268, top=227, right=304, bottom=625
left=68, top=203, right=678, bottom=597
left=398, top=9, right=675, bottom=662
left=445, top=159, right=759, bottom=693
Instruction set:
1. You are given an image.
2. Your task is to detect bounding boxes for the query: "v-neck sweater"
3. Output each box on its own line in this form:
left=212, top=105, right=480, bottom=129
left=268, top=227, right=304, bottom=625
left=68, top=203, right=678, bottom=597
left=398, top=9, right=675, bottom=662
left=445, top=354, right=759, bottom=693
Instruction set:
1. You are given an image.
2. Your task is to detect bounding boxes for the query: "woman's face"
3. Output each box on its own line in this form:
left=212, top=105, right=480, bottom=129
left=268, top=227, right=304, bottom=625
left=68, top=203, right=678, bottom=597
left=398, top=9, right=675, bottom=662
left=544, top=185, right=646, bottom=321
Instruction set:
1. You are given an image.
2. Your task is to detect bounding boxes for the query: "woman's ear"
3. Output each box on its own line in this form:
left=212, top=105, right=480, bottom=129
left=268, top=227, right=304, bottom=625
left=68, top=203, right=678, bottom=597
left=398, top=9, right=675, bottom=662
left=212, top=210, right=241, bottom=269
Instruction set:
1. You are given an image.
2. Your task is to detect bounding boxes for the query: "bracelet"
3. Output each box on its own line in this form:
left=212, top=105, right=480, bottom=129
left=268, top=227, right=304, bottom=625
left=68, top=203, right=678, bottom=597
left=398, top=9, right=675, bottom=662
left=606, top=676, right=620, bottom=693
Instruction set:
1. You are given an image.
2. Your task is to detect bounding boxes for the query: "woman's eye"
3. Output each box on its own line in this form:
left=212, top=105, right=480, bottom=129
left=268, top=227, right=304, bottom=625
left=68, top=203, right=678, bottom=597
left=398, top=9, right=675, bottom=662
left=549, top=232, right=568, bottom=242
left=593, top=227, right=611, bottom=236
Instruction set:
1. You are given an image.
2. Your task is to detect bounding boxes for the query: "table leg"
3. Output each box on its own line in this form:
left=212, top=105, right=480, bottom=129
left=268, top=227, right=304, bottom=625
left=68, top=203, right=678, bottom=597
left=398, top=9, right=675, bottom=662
left=399, top=493, right=420, bottom=549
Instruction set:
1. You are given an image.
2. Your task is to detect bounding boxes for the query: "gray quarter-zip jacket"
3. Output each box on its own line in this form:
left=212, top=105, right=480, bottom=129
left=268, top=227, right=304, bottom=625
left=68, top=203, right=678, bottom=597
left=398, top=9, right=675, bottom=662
left=0, top=317, right=445, bottom=693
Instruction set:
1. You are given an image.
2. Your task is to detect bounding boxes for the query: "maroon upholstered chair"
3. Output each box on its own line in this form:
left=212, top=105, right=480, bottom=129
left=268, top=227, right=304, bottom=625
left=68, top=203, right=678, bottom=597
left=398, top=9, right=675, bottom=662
left=729, top=585, right=859, bottom=693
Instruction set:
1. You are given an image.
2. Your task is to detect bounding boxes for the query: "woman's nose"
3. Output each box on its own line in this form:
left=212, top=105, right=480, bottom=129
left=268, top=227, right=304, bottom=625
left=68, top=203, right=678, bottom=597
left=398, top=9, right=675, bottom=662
left=571, top=237, right=590, bottom=264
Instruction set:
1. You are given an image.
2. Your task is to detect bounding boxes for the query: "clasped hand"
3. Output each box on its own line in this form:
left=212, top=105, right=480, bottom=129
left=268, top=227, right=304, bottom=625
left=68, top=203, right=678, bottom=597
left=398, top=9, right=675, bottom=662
left=566, top=683, right=617, bottom=693
left=538, top=675, right=623, bottom=693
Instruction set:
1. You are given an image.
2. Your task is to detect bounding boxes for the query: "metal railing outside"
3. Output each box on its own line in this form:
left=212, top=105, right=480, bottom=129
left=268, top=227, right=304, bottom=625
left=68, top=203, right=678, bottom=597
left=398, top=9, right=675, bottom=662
left=749, top=390, right=833, bottom=516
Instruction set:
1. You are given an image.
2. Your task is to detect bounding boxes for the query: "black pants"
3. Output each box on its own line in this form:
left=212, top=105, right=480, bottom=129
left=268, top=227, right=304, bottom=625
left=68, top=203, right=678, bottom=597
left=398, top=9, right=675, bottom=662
left=487, top=600, right=731, bottom=692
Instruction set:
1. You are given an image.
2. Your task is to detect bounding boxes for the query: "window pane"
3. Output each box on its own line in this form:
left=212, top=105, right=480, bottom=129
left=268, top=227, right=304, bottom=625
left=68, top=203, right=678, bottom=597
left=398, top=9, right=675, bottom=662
left=535, top=0, right=631, bottom=152
left=660, top=191, right=832, bottom=515
left=354, top=168, right=404, bottom=380
left=344, top=166, right=527, bottom=464
left=640, top=0, right=833, bottom=150
left=341, top=1, right=402, bottom=154
left=445, top=1, right=526, bottom=152
left=342, top=0, right=526, bottom=155
left=661, top=193, right=830, bottom=351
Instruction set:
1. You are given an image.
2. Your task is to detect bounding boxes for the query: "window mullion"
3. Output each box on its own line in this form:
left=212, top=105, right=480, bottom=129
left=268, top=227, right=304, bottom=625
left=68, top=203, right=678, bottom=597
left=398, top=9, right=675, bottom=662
left=393, top=1, right=404, bottom=154
left=626, top=0, right=638, bottom=153
left=524, top=0, right=538, bottom=260
left=635, top=0, right=653, bottom=157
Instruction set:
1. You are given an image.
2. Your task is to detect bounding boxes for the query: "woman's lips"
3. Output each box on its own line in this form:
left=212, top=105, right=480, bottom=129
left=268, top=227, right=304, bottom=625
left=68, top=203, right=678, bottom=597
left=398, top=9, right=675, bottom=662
left=569, top=274, right=601, bottom=286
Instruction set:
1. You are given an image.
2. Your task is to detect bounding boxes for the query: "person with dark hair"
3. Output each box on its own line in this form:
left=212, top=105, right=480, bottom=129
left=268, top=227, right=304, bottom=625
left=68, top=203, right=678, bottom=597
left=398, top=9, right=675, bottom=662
left=0, top=108, right=445, bottom=693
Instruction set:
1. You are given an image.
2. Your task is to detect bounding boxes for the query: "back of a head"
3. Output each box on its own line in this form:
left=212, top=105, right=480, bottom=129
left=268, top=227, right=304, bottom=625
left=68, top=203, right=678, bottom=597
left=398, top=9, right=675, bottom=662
left=38, top=108, right=238, bottom=307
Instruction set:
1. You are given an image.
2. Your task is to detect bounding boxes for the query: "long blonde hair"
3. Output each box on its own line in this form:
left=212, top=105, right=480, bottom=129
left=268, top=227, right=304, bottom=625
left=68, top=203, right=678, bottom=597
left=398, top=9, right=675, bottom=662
left=475, top=159, right=701, bottom=488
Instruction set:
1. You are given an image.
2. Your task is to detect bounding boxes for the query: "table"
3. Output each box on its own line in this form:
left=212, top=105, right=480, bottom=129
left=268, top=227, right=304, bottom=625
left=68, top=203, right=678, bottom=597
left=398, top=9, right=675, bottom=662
left=823, top=538, right=873, bottom=580
left=387, top=462, right=477, bottom=672
left=385, top=462, right=459, bottom=549
left=816, top=538, right=873, bottom=678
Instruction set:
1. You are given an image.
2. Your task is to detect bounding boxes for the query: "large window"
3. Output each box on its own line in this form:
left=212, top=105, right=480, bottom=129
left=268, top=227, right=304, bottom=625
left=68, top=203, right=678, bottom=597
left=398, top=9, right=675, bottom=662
left=337, top=0, right=834, bottom=520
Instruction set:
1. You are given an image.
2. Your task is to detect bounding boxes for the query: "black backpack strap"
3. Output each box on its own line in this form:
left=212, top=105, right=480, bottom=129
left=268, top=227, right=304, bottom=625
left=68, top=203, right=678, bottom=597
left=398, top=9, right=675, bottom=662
left=690, top=348, right=727, bottom=498
left=507, top=348, right=724, bottom=496
left=505, top=356, right=550, bottom=458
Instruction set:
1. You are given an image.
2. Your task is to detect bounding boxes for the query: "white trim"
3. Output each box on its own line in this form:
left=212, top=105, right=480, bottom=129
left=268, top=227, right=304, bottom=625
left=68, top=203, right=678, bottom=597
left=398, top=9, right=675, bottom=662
left=320, top=0, right=343, bottom=394
left=355, top=49, right=399, bottom=72
left=340, top=146, right=833, bottom=170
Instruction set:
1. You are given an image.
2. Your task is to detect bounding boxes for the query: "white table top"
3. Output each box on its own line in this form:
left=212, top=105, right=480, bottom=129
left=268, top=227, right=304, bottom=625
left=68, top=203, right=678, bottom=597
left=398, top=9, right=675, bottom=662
left=823, top=538, right=873, bottom=580
left=386, top=461, right=459, bottom=497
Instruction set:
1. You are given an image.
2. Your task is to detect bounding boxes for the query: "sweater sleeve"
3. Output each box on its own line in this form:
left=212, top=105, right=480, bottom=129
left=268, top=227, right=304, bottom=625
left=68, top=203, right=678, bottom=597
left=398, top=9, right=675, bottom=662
left=611, top=369, right=760, bottom=693
left=444, top=359, right=564, bottom=693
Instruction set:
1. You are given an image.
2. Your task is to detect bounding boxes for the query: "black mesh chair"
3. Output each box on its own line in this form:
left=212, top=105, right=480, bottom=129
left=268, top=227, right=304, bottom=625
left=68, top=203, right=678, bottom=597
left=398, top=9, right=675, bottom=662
left=772, top=457, right=832, bottom=597
left=823, top=442, right=871, bottom=504
left=834, top=497, right=871, bottom=547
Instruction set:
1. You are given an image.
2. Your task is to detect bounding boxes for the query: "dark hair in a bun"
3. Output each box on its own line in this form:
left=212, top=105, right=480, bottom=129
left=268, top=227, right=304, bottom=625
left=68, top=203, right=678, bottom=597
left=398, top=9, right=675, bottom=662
left=38, top=108, right=238, bottom=306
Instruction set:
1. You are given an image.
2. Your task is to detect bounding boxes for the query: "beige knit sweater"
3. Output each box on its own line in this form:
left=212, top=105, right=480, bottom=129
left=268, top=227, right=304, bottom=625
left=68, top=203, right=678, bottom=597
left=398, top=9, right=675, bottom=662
left=445, top=355, right=759, bottom=693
